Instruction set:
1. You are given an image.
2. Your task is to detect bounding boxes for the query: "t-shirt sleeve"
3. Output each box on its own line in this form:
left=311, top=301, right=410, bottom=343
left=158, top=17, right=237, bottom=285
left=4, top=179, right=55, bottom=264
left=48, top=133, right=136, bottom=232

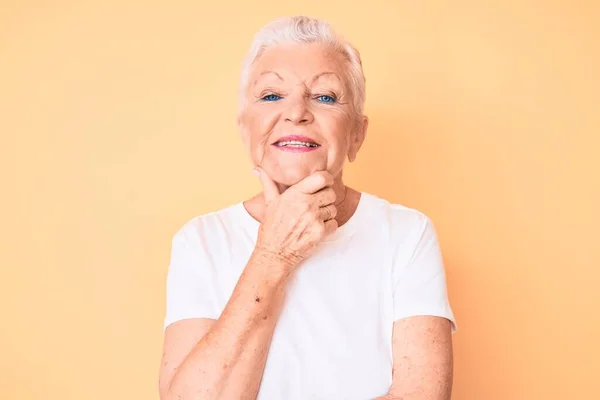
left=392, top=215, right=457, bottom=332
left=163, top=228, right=220, bottom=330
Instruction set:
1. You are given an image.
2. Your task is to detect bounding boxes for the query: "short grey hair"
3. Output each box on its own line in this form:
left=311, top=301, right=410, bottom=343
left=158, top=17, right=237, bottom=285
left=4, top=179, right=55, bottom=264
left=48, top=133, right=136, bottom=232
left=238, top=16, right=366, bottom=116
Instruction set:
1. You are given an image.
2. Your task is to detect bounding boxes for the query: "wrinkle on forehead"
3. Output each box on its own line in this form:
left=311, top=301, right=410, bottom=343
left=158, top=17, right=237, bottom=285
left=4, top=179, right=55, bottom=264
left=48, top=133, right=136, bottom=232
left=249, top=43, right=351, bottom=88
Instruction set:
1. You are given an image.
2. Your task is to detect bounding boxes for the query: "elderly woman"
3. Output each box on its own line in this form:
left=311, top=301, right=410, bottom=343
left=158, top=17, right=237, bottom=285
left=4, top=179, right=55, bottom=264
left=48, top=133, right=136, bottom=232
left=159, top=16, right=456, bottom=400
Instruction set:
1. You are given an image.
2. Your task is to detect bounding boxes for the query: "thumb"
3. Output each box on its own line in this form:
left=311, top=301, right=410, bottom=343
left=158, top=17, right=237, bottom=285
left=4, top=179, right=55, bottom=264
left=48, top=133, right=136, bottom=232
left=253, top=166, right=280, bottom=203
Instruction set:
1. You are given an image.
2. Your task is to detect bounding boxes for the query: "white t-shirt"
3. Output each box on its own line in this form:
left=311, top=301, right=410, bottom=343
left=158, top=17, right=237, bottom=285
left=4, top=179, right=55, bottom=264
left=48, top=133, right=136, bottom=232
left=164, top=192, right=456, bottom=400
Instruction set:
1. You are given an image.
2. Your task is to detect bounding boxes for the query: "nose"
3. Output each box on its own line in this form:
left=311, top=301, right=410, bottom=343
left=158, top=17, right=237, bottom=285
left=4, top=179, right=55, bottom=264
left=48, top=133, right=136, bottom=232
left=284, top=95, right=314, bottom=125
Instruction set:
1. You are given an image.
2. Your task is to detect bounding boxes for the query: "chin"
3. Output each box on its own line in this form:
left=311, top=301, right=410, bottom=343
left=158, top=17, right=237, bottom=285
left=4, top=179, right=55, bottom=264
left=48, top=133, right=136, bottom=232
left=270, top=167, right=314, bottom=186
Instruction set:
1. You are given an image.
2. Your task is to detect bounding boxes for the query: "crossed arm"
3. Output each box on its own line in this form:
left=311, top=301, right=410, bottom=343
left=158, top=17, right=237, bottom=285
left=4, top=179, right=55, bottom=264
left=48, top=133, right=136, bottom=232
left=373, top=315, right=453, bottom=400
left=159, top=311, right=453, bottom=400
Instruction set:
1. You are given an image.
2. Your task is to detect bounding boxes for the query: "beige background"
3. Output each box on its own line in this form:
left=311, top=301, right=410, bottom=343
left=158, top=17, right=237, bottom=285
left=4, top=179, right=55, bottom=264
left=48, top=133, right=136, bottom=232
left=1, top=1, right=599, bottom=399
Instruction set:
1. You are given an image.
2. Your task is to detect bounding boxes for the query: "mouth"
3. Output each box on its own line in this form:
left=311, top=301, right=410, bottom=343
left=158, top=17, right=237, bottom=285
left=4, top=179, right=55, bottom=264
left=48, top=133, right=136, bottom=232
left=272, top=135, right=321, bottom=149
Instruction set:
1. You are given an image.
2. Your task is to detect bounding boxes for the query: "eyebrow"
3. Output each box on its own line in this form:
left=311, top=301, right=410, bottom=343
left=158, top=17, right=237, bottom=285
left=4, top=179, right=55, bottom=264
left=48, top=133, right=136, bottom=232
left=311, top=72, right=343, bottom=84
left=254, top=71, right=343, bottom=86
left=254, top=71, right=283, bottom=85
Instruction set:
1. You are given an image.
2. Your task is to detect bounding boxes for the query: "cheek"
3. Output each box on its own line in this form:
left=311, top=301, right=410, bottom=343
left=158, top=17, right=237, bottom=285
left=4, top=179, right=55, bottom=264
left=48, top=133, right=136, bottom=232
left=321, top=111, right=354, bottom=151
left=245, top=109, right=277, bottom=143
left=242, top=109, right=280, bottom=163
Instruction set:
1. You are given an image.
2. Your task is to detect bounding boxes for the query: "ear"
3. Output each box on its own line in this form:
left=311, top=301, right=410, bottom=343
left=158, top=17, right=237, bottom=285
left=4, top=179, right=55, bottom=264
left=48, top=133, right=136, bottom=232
left=348, top=115, right=368, bottom=163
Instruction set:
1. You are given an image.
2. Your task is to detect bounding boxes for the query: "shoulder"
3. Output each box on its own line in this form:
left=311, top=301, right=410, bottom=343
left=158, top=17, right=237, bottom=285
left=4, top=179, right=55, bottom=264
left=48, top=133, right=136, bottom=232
left=171, top=202, right=244, bottom=245
left=358, top=192, right=442, bottom=264
left=360, top=192, right=435, bottom=236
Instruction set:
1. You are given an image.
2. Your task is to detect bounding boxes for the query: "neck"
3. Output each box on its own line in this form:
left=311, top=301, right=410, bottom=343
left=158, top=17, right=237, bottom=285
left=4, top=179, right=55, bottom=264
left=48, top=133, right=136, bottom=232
left=245, top=173, right=360, bottom=227
left=273, top=174, right=347, bottom=206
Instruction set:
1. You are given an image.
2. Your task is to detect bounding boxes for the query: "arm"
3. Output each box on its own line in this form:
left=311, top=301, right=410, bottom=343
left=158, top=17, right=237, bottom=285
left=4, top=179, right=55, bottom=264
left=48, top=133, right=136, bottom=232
left=159, top=169, right=338, bottom=400
left=159, top=249, right=292, bottom=400
left=373, top=316, right=453, bottom=400
left=375, top=213, right=455, bottom=399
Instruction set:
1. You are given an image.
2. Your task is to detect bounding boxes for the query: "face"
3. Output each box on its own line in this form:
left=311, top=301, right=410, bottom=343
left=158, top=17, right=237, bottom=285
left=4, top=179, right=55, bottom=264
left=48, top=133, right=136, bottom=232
left=238, top=42, right=368, bottom=187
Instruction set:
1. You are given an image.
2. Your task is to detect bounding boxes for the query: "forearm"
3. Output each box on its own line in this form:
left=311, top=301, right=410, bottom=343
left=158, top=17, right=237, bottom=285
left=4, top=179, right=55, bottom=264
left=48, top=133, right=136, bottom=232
left=372, top=387, right=451, bottom=400
left=372, top=396, right=445, bottom=400
left=166, top=250, right=292, bottom=400
left=215, top=306, right=280, bottom=400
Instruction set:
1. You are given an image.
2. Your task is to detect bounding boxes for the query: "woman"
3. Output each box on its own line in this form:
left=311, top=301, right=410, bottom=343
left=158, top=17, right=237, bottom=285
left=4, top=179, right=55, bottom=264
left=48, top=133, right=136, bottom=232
left=159, top=16, right=456, bottom=400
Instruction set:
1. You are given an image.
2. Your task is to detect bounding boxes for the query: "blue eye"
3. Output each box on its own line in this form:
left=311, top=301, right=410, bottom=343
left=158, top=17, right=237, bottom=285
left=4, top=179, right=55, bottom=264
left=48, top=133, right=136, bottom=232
left=316, top=95, right=336, bottom=103
left=261, top=94, right=282, bottom=102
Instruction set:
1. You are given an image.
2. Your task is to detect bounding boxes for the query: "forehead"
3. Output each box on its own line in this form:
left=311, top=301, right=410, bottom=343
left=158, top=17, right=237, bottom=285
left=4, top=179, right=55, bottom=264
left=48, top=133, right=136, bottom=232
left=249, top=42, right=349, bottom=86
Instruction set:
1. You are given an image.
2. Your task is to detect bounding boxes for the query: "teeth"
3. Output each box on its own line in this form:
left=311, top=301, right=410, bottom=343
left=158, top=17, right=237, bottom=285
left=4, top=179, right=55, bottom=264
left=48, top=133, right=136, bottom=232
left=276, top=140, right=318, bottom=147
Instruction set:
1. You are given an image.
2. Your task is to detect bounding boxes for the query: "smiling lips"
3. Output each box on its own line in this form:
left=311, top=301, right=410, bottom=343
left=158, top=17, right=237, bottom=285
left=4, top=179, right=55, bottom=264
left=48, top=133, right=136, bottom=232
left=272, top=135, right=321, bottom=153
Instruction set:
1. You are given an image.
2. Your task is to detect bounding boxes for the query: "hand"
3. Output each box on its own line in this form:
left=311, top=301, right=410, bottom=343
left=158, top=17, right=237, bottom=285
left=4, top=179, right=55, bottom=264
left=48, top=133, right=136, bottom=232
left=253, top=167, right=338, bottom=268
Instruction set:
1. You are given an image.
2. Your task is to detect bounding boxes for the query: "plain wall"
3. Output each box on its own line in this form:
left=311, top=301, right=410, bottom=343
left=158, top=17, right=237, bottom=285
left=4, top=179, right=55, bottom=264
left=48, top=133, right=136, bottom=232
left=1, top=1, right=598, bottom=399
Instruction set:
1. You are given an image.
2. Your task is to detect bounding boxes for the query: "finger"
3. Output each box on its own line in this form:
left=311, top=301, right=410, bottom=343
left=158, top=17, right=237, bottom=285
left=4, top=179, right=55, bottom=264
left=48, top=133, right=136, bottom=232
left=318, top=204, right=337, bottom=221
left=324, top=218, right=339, bottom=236
left=294, top=171, right=334, bottom=194
left=254, top=166, right=280, bottom=203
left=313, top=187, right=336, bottom=207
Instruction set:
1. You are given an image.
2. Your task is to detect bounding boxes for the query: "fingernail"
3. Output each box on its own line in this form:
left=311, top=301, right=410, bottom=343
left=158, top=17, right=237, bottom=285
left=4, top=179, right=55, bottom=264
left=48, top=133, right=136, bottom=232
left=252, top=168, right=260, bottom=177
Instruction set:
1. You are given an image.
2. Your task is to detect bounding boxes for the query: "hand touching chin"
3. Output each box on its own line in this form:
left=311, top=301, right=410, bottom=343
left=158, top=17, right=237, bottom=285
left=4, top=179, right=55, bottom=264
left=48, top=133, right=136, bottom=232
left=270, top=166, right=325, bottom=188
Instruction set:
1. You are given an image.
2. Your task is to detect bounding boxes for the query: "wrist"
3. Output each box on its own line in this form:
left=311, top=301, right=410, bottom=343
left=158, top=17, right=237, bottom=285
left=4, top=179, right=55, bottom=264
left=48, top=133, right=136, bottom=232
left=251, top=246, right=299, bottom=279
